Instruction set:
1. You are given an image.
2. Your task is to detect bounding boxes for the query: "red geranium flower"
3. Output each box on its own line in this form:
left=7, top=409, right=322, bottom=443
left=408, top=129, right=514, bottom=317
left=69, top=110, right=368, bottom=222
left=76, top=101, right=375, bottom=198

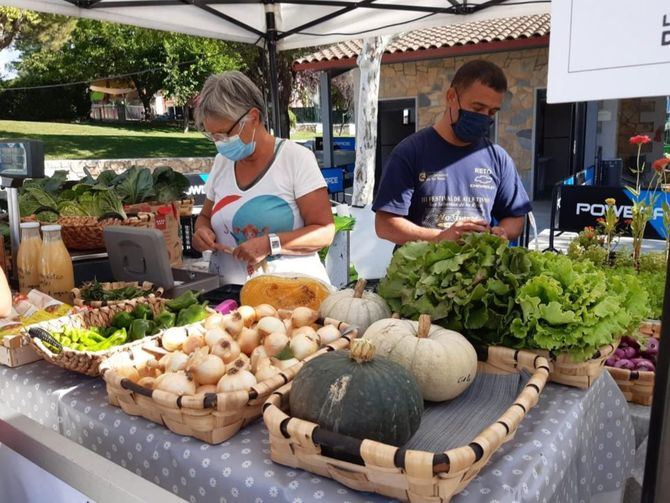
left=629, top=135, right=652, bottom=145
left=652, top=157, right=670, bottom=172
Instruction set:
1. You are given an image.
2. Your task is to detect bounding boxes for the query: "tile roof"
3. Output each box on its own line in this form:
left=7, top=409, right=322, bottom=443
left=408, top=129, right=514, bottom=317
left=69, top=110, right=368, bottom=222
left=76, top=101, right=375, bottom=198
left=296, top=14, right=550, bottom=64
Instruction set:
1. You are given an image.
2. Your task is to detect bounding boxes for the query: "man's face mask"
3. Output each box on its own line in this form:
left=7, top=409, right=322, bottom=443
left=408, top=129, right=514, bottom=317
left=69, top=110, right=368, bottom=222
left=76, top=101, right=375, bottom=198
left=450, top=91, right=494, bottom=143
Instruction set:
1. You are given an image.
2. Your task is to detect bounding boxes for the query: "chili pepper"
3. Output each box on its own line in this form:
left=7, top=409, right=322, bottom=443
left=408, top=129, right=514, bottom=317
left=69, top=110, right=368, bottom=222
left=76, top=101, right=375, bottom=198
left=131, top=304, right=154, bottom=320
left=60, top=336, right=73, bottom=347
left=81, top=333, right=106, bottom=347
left=128, top=318, right=154, bottom=341
left=111, top=311, right=135, bottom=330
left=154, top=310, right=176, bottom=330
left=166, top=291, right=199, bottom=312
left=176, top=303, right=208, bottom=326
left=92, top=329, right=128, bottom=351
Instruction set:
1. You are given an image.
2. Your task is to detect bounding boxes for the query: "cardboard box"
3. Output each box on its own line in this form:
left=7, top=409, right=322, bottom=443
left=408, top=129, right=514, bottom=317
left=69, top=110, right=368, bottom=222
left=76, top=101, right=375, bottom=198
left=124, top=201, right=183, bottom=266
left=0, top=335, right=42, bottom=367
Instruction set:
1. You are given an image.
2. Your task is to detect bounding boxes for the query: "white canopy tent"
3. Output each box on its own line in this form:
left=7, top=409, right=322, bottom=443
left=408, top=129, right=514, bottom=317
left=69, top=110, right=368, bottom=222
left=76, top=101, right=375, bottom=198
left=1, top=0, right=551, bottom=135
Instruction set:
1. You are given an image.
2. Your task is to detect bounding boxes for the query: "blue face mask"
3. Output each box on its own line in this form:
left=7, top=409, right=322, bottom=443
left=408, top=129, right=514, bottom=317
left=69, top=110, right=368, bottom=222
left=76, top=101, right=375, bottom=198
left=215, top=121, right=256, bottom=161
left=450, top=93, right=494, bottom=143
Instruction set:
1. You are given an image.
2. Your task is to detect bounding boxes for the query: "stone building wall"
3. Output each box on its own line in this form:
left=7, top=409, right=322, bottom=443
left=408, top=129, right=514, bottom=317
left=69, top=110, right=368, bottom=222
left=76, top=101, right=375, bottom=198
left=45, top=156, right=214, bottom=178
left=378, top=47, right=549, bottom=190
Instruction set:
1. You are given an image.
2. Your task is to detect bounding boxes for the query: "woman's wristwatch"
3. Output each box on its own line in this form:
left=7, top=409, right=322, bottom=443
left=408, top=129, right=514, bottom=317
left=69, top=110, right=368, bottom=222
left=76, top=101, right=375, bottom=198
left=268, top=233, right=282, bottom=256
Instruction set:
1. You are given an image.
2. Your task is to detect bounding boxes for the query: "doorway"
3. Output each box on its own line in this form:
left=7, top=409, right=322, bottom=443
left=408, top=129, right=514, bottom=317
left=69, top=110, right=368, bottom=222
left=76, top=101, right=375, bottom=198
left=533, top=89, right=587, bottom=199
left=374, top=98, right=416, bottom=196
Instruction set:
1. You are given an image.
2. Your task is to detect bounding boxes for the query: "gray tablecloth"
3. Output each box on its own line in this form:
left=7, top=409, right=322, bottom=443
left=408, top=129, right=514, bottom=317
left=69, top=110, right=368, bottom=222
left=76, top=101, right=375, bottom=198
left=0, top=362, right=635, bottom=503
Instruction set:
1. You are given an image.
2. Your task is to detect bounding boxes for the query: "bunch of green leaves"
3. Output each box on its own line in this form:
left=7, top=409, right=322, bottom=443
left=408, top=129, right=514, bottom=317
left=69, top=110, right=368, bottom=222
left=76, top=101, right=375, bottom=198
left=509, top=253, right=647, bottom=361
left=56, top=183, right=126, bottom=219
left=378, top=233, right=535, bottom=347
left=152, top=166, right=189, bottom=203
left=112, top=166, right=155, bottom=205
left=79, top=279, right=146, bottom=301
left=18, top=170, right=67, bottom=220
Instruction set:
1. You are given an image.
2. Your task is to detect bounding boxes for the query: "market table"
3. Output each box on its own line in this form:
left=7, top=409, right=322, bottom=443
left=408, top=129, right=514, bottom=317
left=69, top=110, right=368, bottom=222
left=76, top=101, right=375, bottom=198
left=0, top=361, right=635, bottom=503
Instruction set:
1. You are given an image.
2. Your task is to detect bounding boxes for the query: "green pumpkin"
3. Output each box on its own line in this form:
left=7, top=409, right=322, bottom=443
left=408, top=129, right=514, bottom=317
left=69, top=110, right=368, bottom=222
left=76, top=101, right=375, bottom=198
left=289, top=338, right=423, bottom=446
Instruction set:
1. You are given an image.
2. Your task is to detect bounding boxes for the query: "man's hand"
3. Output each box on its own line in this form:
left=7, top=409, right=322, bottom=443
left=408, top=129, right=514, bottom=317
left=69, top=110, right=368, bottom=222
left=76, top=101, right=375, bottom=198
left=491, top=226, right=509, bottom=240
left=434, top=218, right=490, bottom=242
left=192, top=227, right=218, bottom=252
left=232, top=236, right=270, bottom=266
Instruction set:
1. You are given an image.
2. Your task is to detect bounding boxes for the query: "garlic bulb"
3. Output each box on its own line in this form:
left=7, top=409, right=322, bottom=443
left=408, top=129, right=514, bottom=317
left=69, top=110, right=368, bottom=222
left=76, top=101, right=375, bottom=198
left=254, top=304, right=278, bottom=319
left=289, top=333, right=319, bottom=360
left=250, top=346, right=270, bottom=373
left=237, top=327, right=261, bottom=355
left=162, top=327, right=189, bottom=352
left=264, top=332, right=289, bottom=357
left=155, top=371, right=196, bottom=395
left=211, top=338, right=241, bottom=364
left=256, top=316, right=285, bottom=337
left=182, top=333, right=206, bottom=355
left=216, top=368, right=257, bottom=393
left=237, top=305, right=257, bottom=327
left=316, top=325, right=341, bottom=345
left=186, top=348, right=226, bottom=385
left=222, top=312, right=244, bottom=337
left=204, top=313, right=225, bottom=331
left=159, top=351, right=189, bottom=373
left=255, top=363, right=281, bottom=381
left=291, top=307, right=319, bottom=328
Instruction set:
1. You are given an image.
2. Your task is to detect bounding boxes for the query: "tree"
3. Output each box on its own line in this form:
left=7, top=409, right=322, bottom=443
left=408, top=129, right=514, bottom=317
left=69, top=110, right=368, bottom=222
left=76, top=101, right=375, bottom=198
left=0, top=7, right=37, bottom=51
left=161, top=35, right=242, bottom=131
left=332, top=72, right=355, bottom=134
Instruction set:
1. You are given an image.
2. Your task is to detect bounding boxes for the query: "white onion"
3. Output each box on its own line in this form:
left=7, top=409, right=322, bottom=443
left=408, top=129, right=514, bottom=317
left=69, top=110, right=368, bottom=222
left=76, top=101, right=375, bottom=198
left=182, top=333, right=206, bottom=355
left=216, top=368, right=257, bottom=393
left=228, top=353, right=251, bottom=372
left=250, top=346, right=269, bottom=373
left=256, top=316, right=285, bottom=337
left=264, top=332, right=289, bottom=357
left=237, top=305, right=257, bottom=327
left=162, top=327, right=189, bottom=352
left=291, top=307, right=319, bottom=328
left=155, top=371, right=196, bottom=395
left=137, top=376, right=156, bottom=389
left=283, top=319, right=293, bottom=336
left=270, top=357, right=300, bottom=371
left=291, top=326, right=319, bottom=343
left=195, top=384, right=218, bottom=395
left=289, top=333, right=319, bottom=360
left=222, top=312, right=244, bottom=337
left=237, top=327, right=261, bottom=355
left=204, top=327, right=232, bottom=348
left=316, top=325, right=341, bottom=345
left=159, top=351, right=189, bottom=373
left=115, top=366, right=140, bottom=383
left=254, top=304, right=278, bottom=319
left=211, top=338, right=241, bottom=364
left=204, top=313, right=225, bottom=331
left=255, top=364, right=281, bottom=381
left=188, top=353, right=226, bottom=385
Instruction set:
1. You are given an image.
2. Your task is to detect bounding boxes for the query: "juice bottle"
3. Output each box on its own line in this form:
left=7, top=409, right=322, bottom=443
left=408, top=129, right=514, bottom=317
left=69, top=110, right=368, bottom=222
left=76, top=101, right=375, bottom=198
left=38, top=225, right=75, bottom=304
left=16, top=222, right=42, bottom=294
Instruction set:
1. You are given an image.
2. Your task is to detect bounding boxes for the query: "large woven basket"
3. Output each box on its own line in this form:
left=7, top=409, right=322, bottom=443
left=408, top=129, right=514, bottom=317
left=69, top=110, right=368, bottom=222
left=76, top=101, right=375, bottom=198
left=71, top=281, right=163, bottom=308
left=263, top=346, right=549, bottom=503
left=59, top=213, right=154, bottom=251
left=607, top=320, right=661, bottom=405
left=27, top=297, right=165, bottom=376
left=488, top=342, right=617, bottom=389
left=100, top=317, right=358, bottom=444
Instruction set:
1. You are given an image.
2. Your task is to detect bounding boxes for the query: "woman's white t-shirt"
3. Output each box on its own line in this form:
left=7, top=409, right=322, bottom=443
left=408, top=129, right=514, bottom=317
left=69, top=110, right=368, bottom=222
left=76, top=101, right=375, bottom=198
left=204, top=139, right=330, bottom=285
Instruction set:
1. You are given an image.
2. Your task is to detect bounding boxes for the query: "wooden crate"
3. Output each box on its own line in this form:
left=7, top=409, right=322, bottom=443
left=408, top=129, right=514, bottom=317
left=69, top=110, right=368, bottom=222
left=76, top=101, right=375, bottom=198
left=263, top=346, right=550, bottom=503
left=0, top=334, right=42, bottom=367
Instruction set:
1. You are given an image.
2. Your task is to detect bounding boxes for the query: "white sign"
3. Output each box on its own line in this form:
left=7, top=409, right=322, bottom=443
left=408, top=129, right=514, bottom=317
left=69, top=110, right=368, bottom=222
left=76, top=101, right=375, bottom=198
left=548, top=0, right=670, bottom=103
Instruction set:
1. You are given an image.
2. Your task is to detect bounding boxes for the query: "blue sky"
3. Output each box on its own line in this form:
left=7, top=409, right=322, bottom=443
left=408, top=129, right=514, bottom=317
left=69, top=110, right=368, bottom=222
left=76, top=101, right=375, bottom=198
left=0, top=48, right=19, bottom=80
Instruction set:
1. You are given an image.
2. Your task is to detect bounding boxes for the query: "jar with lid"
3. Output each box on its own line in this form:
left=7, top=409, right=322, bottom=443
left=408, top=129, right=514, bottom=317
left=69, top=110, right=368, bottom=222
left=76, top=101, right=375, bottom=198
left=38, top=224, right=74, bottom=303
left=16, top=221, right=42, bottom=294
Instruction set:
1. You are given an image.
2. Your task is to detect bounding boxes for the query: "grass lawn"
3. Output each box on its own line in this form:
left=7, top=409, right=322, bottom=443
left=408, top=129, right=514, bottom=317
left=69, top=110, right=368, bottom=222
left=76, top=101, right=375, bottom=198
left=0, top=120, right=215, bottom=160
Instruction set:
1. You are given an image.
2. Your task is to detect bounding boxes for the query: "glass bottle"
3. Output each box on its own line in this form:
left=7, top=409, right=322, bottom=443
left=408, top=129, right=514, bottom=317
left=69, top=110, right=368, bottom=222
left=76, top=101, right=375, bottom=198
left=16, top=222, right=42, bottom=294
left=39, top=225, right=74, bottom=304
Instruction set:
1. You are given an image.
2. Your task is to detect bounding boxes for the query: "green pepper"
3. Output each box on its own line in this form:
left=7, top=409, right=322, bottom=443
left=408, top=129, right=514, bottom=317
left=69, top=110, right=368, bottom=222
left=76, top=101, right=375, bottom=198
left=131, top=304, right=154, bottom=320
left=154, top=310, right=176, bottom=330
left=92, top=329, right=128, bottom=351
left=111, top=311, right=135, bottom=330
left=166, top=291, right=199, bottom=312
left=60, top=336, right=72, bottom=348
left=176, top=303, right=208, bottom=326
left=128, top=318, right=154, bottom=341
left=81, top=333, right=106, bottom=347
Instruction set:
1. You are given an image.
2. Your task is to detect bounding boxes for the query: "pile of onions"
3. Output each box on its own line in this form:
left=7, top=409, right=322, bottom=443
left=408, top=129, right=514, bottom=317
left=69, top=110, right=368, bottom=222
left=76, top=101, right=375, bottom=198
left=132, top=305, right=342, bottom=397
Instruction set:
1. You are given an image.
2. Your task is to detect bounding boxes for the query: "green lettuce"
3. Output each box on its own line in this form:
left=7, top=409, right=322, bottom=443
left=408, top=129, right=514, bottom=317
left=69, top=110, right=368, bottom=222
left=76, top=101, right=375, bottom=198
left=152, top=166, right=189, bottom=203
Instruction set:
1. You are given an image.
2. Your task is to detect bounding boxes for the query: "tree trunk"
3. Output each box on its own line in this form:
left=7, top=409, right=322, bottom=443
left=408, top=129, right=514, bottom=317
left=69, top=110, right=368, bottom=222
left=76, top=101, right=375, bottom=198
left=277, top=51, right=293, bottom=139
left=352, top=35, right=395, bottom=206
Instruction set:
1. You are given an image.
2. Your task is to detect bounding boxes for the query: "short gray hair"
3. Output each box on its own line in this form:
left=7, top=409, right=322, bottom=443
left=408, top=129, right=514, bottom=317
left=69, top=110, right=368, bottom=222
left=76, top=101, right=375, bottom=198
left=195, top=71, right=266, bottom=129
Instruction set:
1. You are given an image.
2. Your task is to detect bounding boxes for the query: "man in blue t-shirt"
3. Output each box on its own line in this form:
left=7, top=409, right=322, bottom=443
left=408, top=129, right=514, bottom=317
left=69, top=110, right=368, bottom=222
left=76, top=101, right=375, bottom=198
left=373, top=60, right=531, bottom=244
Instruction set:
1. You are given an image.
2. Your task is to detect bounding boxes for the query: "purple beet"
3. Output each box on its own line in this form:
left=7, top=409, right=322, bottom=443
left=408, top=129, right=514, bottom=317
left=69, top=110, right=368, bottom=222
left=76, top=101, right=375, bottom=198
left=614, top=348, right=626, bottom=359
left=645, top=338, right=659, bottom=354
left=605, top=356, right=619, bottom=367
left=614, top=359, right=635, bottom=370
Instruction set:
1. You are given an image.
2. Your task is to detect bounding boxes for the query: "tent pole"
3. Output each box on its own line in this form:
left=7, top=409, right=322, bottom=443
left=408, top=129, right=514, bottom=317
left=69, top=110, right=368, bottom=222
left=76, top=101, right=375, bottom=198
left=265, top=5, right=282, bottom=138
left=319, top=70, right=334, bottom=169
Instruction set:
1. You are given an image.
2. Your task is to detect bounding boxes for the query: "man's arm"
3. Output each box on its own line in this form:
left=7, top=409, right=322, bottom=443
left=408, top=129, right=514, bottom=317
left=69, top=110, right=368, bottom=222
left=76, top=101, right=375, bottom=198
left=376, top=211, right=491, bottom=245
left=492, top=216, right=525, bottom=240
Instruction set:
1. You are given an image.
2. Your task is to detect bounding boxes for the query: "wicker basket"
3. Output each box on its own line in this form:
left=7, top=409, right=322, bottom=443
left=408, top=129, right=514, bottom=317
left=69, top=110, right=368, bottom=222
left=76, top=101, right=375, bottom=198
left=263, top=346, right=549, bottom=503
left=607, top=320, right=661, bottom=406
left=58, top=213, right=154, bottom=251
left=71, top=281, right=163, bottom=308
left=100, top=317, right=358, bottom=444
left=27, top=297, right=165, bottom=376
left=488, top=343, right=617, bottom=389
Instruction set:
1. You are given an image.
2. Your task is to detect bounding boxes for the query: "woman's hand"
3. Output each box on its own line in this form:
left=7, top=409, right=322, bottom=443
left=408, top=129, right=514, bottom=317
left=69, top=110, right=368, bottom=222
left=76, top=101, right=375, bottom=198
left=192, top=227, right=218, bottom=252
left=232, top=236, right=270, bottom=266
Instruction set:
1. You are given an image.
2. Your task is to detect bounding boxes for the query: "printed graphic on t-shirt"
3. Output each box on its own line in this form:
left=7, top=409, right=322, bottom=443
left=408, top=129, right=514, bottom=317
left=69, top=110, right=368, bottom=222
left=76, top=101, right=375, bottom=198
left=419, top=194, right=491, bottom=228
left=230, top=195, right=294, bottom=244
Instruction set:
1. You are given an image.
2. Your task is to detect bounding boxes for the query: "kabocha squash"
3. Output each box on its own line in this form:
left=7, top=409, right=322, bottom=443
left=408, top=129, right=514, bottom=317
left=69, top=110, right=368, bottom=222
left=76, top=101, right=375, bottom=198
left=319, top=279, right=391, bottom=334
left=365, top=315, right=478, bottom=402
left=240, top=274, right=332, bottom=310
left=289, top=338, right=423, bottom=446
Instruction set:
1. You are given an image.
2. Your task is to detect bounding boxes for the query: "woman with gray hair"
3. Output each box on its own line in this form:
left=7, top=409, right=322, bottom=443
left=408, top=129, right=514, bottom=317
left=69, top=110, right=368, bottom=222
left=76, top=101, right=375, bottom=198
left=192, top=71, right=335, bottom=285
